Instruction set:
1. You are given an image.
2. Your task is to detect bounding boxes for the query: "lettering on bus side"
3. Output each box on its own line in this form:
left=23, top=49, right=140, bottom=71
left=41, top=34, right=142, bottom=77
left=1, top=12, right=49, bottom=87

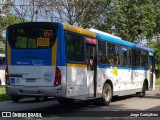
left=32, top=60, right=44, bottom=65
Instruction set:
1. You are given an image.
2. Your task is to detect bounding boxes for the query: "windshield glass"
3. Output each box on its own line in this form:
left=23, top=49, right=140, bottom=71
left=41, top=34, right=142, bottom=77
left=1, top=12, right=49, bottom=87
left=8, top=23, right=57, bottom=49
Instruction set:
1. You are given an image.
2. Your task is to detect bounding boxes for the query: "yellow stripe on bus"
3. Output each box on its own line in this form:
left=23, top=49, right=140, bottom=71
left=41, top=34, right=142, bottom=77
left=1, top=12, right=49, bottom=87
left=52, top=39, right=57, bottom=66
left=7, top=43, right=11, bottom=65
left=67, top=63, right=87, bottom=68
left=63, top=24, right=96, bottom=38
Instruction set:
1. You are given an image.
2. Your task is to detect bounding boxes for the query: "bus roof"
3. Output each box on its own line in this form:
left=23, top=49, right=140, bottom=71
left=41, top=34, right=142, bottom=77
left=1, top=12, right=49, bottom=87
left=63, top=23, right=96, bottom=38
left=95, top=32, right=154, bottom=52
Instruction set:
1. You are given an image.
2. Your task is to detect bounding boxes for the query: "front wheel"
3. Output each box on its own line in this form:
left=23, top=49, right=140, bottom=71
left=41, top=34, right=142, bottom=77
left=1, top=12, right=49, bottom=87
left=102, top=83, right=112, bottom=106
left=10, top=96, right=21, bottom=102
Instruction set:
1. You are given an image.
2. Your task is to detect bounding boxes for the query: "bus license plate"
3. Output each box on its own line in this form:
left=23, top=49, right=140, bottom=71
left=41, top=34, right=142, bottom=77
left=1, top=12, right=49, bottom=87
left=26, top=79, right=35, bottom=83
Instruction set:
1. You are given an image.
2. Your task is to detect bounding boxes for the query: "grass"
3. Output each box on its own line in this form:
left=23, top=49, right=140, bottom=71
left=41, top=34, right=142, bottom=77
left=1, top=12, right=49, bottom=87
left=0, top=86, right=10, bottom=101
left=156, top=78, right=160, bottom=86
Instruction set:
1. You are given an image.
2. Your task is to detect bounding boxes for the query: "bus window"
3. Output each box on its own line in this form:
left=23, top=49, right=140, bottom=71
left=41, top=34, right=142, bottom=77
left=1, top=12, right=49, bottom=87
left=141, top=51, right=148, bottom=67
left=132, top=49, right=140, bottom=67
left=66, top=32, right=84, bottom=62
left=98, top=40, right=107, bottom=64
left=107, top=43, right=120, bottom=65
left=8, top=25, right=57, bottom=49
left=121, top=46, right=128, bottom=66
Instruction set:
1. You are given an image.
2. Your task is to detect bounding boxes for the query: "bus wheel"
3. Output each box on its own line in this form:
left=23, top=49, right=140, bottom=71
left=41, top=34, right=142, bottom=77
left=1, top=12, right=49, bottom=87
left=10, top=96, right=20, bottom=102
left=140, top=82, right=146, bottom=97
left=57, top=98, right=75, bottom=105
left=102, top=83, right=112, bottom=106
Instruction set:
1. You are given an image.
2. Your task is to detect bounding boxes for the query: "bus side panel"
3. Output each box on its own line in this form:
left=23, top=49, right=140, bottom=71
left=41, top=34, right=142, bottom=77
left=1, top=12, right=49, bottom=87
left=66, top=64, right=88, bottom=99
left=97, top=66, right=148, bottom=97
left=132, top=68, right=148, bottom=90
left=97, top=66, right=121, bottom=96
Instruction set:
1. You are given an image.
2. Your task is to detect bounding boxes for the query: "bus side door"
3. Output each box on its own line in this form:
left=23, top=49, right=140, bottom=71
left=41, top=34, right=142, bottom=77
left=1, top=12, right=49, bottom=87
left=86, top=44, right=97, bottom=97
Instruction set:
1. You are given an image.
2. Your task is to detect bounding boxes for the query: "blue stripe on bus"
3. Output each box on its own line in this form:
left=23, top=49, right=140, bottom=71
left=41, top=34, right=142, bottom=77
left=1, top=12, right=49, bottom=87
left=96, top=33, right=154, bottom=52
left=56, top=23, right=66, bottom=66
left=11, top=49, right=52, bottom=66
left=98, top=65, right=148, bottom=70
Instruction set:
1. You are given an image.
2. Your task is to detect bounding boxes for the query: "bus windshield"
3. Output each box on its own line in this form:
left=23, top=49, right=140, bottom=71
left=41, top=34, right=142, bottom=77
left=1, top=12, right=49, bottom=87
left=8, top=24, right=57, bottom=49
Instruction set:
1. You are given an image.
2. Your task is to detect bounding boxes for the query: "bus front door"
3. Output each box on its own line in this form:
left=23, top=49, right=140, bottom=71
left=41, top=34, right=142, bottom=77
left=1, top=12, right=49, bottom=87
left=86, top=44, right=97, bottom=97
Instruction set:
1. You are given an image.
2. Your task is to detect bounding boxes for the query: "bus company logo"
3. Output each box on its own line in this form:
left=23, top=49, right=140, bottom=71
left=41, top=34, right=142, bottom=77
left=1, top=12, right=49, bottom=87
left=32, top=60, right=44, bottom=65
left=1, top=112, right=42, bottom=118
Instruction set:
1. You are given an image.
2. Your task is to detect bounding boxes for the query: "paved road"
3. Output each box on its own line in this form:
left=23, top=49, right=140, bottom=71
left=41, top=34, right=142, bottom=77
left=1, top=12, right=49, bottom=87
left=0, top=87, right=160, bottom=119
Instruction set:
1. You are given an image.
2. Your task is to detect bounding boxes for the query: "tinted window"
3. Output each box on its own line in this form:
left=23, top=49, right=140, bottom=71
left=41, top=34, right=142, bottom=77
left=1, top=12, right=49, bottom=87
left=107, top=43, right=120, bottom=65
left=9, top=25, right=57, bottom=49
left=66, top=32, right=84, bottom=62
left=141, top=51, right=148, bottom=67
left=121, top=46, right=128, bottom=66
left=132, top=49, right=140, bottom=67
left=98, top=40, right=107, bottom=64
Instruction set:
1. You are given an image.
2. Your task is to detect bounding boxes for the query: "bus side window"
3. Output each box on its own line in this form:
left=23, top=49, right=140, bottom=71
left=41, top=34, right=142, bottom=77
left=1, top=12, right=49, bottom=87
left=108, top=54, right=114, bottom=65
left=66, top=31, right=84, bottom=62
left=98, top=40, right=107, bottom=64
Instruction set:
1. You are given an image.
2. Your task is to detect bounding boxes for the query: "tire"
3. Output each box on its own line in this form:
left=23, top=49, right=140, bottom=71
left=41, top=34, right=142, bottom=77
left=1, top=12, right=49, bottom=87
left=57, top=98, right=75, bottom=105
left=140, top=82, right=146, bottom=97
left=10, top=96, right=21, bottom=102
left=102, top=83, right=112, bottom=106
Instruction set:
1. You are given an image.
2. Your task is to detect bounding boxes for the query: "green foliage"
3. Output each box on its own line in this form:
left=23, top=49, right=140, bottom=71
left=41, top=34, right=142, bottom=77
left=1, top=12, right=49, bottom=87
left=156, top=78, right=160, bottom=85
left=0, top=14, right=21, bottom=30
left=93, top=0, right=157, bottom=42
left=0, top=86, right=10, bottom=101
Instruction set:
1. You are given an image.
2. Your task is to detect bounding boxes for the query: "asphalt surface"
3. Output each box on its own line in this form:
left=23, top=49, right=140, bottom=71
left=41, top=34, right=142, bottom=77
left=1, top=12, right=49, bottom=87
left=0, top=86, right=160, bottom=120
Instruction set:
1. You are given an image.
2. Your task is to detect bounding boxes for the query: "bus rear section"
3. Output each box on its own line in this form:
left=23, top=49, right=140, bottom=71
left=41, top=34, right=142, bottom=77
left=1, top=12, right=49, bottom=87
left=5, top=22, right=66, bottom=102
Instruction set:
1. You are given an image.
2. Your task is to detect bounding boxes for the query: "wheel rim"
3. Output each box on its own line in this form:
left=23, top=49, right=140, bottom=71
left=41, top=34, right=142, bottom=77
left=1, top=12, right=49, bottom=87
left=104, top=88, right=110, bottom=102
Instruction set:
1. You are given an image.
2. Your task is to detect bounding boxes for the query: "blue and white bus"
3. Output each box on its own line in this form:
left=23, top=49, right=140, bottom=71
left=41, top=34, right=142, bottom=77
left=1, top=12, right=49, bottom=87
left=5, top=22, right=155, bottom=105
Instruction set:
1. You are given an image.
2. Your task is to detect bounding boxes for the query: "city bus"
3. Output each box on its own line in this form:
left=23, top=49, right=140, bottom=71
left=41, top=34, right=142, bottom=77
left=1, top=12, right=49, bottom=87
left=0, top=53, right=5, bottom=85
left=5, top=22, right=155, bottom=105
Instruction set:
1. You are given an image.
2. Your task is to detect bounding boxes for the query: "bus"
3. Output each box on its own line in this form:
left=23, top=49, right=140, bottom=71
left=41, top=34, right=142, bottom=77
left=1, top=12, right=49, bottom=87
left=0, top=53, right=5, bottom=85
left=5, top=22, right=155, bottom=105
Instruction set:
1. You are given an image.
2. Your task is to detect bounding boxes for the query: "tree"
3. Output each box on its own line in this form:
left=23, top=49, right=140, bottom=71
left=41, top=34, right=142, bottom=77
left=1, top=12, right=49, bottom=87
left=42, top=0, right=111, bottom=26
left=0, top=0, right=13, bottom=14
left=10, top=0, right=111, bottom=25
left=0, top=14, right=21, bottom=30
left=11, top=0, right=45, bottom=22
left=94, top=0, right=157, bottom=43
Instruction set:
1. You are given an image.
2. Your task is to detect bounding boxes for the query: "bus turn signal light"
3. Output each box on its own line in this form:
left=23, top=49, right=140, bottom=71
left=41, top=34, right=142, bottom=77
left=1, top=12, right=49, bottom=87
left=5, top=66, right=10, bottom=85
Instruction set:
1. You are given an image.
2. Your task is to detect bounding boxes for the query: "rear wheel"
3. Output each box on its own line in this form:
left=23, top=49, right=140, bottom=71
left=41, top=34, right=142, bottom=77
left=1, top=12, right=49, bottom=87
left=57, top=98, right=75, bottom=105
left=102, top=83, right=112, bottom=106
left=10, top=96, right=21, bottom=102
left=140, top=82, right=146, bottom=97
